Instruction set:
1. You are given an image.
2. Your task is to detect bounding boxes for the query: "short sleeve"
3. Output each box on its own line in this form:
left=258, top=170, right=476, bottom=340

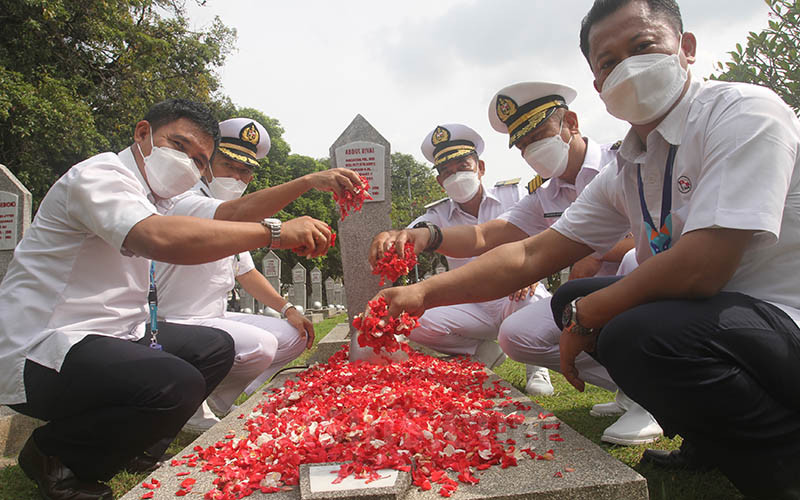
left=168, top=190, right=223, bottom=219
left=407, top=208, right=445, bottom=229
left=552, top=165, right=632, bottom=255
left=235, top=251, right=255, bottom=277
left=66, top=156, right=159, bottom=251
left=497, top=192, right=550, bottom=236
left=683, top=87, right=799, bottom=248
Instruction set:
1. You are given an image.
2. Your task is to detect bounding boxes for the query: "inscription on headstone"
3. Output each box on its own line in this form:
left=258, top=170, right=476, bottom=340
left=262, top=250, right=281, bottom=294
left=292, top=262, right=307, bottom=310
left=310, top=267, right=322, bottom=308
left=0, top=165, right=32, bottom=282
left=330, top=115, right=392, bottom=362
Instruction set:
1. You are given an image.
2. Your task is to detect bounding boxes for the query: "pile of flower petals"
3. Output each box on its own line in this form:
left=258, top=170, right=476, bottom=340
left=189, top=346, right=529, bottom=499
left=333, top=175, right=372, bottom=220
left=372, top=241, right=418, bottom=286
left=353, top=296, right=419, bottom=355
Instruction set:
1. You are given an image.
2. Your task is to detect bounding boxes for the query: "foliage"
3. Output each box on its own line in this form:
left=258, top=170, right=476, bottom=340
left=390, top=152, right=448, bottom=280
left=0, top=0, right=236, bottom=206
left=711, top=0, right=800, bottom=113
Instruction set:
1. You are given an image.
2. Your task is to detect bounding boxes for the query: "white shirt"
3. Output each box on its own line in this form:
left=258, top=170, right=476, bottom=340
left=408, top=182, right=525, bottom=270
left=155, top=183, right=255, bottom=320
left=0, top=148, right=160, bottom=404
left=499, top=138, right=621, bottom=276
left=553, top=77, right=800, bottom=323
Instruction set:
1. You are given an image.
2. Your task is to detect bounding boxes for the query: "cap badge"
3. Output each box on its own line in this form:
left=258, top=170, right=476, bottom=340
left=432, top=126, right=450, bottom=146
left=240, top=122, right=260, bottom=146
left=496, top=95, right=518, bottom=123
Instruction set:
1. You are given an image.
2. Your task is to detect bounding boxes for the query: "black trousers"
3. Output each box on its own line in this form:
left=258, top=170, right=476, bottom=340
left=10, top=321, right=234, bottom=481
left=552, top=278, right=800, bottom=497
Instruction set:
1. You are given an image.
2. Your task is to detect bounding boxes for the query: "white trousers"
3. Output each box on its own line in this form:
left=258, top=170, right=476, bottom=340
left=497, top=248, right=639, bottom=392
left=408, top=282, right=550, bottom=355
left=171, top=312, right=306, bottom=411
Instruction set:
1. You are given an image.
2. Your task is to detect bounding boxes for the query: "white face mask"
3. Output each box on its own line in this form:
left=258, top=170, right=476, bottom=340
left=137, top=127, right=201, bottom=199
left=442, top=170, right=481, bottom=203
left=599, top=36, right=688, bottom=125
left=522, top=117, right=572, bottom=179
left=207, top=166, right=248, bottom=201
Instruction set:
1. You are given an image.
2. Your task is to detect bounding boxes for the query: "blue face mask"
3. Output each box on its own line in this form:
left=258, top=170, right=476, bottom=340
left=638, top=145, right=678, bottom=256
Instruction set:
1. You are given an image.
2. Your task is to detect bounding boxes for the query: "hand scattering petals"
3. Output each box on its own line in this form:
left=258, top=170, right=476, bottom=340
left=372, top=241, right=418, bottom=286
left=353, top=296, right=420, bottom=355
left=333, top=175, right=372, bottom=220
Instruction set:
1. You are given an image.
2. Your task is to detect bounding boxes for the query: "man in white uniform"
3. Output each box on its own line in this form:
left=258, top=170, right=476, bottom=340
left=0, top=99, right=334, bottom=500
left=156, top=118, right=361, bottom=431
left=400, top=123, right=547, bottom=368
left=370, top=0, right=800, bottom=496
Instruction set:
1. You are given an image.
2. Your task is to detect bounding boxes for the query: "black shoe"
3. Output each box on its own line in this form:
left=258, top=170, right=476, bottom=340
left=641, top=441, right=714, bottom=471
left=123, top=451, right=175, bottom=474
left=18, top=436, right=112, bottom=500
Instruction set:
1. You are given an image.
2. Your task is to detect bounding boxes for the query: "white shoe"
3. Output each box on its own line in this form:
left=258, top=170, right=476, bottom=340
left=525, top=365, right=554, bottom=395
left=182, top=401, right=220, bottom=434
left=600, top=401, right=663, bottom=446
left=473, top=340, right=506, bottom=369
left=590, top=390, right=633, bottom=417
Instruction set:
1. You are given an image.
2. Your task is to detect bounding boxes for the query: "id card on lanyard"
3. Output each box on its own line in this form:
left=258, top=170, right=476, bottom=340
left=148, top=261, right=162, bottom=350
left=637, top=144, right=678, bottom=256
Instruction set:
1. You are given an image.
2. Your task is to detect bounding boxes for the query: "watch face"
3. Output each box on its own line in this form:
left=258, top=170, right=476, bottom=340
left=561, top=303, right=572, bottom=329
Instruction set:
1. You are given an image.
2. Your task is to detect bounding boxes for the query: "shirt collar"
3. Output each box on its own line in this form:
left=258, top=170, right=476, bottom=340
left=616, top=73, right=702, bottom=171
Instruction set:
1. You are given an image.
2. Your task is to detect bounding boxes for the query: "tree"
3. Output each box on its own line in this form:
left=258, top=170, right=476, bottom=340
left=0, top=0, right=236, bottom=206
left=712, top=0, right=800, bottom=113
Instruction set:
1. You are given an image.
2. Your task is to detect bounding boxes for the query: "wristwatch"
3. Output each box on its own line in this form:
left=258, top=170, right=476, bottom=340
left=280, top=302, right=296, bottom=318
left=561, top=298, right=595, bottom=336
left=261, top=218, right=281, bottom=248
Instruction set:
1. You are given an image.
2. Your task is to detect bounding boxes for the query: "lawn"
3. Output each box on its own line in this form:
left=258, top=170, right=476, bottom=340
left=1, top=313, right=742, bottom=500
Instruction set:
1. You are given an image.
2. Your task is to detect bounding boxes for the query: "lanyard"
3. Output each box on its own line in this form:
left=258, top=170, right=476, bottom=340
left=637, top=144, right=678, bottom=256
left=148, top=261, right=162, bottom=350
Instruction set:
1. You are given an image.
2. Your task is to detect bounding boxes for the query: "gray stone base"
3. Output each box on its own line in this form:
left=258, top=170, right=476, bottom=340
left=308, top=322, right=350, bottom=364
left=121, top=358, right=647, bottom=500
left=0, top=406, right=42, bottom=460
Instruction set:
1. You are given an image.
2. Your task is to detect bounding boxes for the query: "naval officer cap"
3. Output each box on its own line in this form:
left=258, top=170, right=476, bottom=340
left=217, top=118, right=271, bottom=168
left=420, top=123, right=485, bottom=169
left=488, top=82, right=577, bottom=148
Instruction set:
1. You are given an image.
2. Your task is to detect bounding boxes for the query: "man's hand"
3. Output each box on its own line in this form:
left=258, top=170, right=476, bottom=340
left=305, top=168, right=364, bottom=198
left=365, top=282, right=427, bottom=320
left=369, top=228, right=429, bottom=266
left=568, top=255, right=604, bottom=280
left=279, top=216, right=332, bottom=257
left=286, top=307, right=315, bottom=349
left=559, top=327, right=598, bottom=392
left=508, top=283, right=539, bottom=301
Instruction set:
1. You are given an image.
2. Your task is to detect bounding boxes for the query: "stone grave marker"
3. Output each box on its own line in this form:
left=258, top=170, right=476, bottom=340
left=262, top=250, right=282, bottom=294
left=239, top=287, right=255, bottom=313
left=0, top=165, right=32, bottom=282
left=434, top=264, right=446, bottom=275
left=330, top=115, right=392, bottom=361
left=333, top=279, right=344, bottom=309
left=292, top=262, right=307, bottom=310
left=324, top=277, right=335, bottom=306
left=310, top=267, right=323, bottom=308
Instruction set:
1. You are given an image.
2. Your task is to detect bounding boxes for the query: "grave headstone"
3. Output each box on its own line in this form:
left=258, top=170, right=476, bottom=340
left=324, top=277, right=335, bottom=306
left=331, top=115, right=392, bottom=362
left=262, top=250, right=282, bottom=294
left=310, top=267, right=323, bottom=308
left=292, top=262, right=307, bottom=311
left=239, top=288, right=255, bottom=313
left=435, top=264, right=446, bottom=275
left=333, top=279, right=344, bottom=310
left=0, top=165, right=32, bottom=283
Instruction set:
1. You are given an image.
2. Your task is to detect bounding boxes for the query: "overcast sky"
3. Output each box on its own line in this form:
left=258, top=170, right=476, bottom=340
left=186, top=0, right=771, bottom=187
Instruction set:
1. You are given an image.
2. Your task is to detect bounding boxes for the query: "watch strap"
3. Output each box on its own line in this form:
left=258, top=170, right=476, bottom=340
left=280, top=302, right=295, bottom=318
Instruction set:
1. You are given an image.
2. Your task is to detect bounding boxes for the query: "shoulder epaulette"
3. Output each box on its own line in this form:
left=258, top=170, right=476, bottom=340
left=424, top=197, right=450, bottom=210
left=610, top=140, right=623, bottom=151
left=527, top=175, right=545, bottom=194
left=495, top=177, right=521, bottom=187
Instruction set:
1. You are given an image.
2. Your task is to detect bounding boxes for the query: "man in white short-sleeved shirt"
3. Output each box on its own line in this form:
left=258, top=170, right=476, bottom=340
left=0, top=100, right=336, bottom=500
left=398, top=123, right=548, bottom=369
left=368, top=1, right=800, bottom=497
left=156, top=118, right=362, bottom=432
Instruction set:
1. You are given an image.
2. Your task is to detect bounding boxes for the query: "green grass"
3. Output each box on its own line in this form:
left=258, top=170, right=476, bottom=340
left=2, top=315, right=742, bottom=500
left=495, top=358, right=743, bottom=500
